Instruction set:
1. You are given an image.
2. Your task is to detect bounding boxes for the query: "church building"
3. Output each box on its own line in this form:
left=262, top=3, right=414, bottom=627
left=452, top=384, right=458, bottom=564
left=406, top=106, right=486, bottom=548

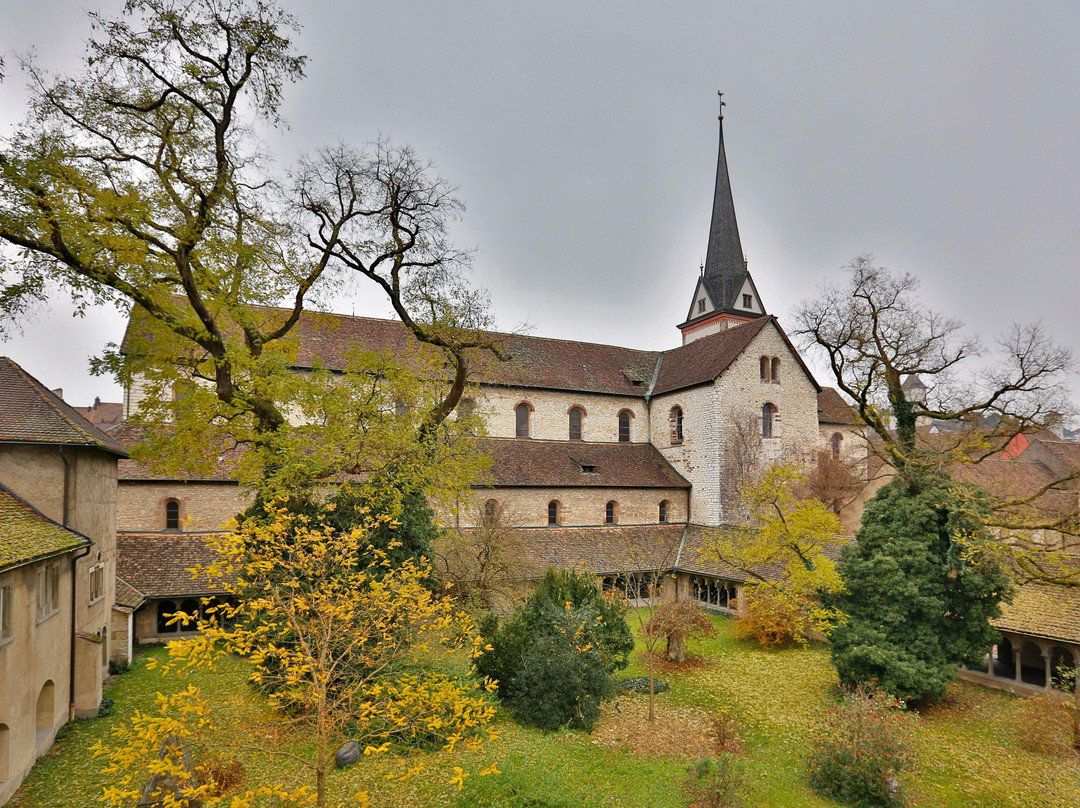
left=112, top=113, right=857, bottom=642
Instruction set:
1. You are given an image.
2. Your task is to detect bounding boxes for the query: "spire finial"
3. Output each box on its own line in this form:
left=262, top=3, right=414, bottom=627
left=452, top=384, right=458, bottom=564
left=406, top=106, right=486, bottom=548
left=717, top=90, right=725, bottom=121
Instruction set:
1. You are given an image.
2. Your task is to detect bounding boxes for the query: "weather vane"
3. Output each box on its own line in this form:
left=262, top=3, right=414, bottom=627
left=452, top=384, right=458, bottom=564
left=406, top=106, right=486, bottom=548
left=718, top=90, right=725, bottom=120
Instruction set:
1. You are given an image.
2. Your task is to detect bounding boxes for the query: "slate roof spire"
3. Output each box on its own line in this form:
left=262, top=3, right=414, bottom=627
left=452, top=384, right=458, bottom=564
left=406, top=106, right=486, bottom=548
left=701, top=94, right=749, bottom=313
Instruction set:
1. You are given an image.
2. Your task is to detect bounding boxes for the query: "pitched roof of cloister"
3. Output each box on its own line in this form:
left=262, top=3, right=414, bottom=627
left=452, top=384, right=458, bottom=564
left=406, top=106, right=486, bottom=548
left=993, top=580, right=1080, bottom=645
left=116, top=531, right=233, bottom=598
left=0, top=482, right=89, bottom=570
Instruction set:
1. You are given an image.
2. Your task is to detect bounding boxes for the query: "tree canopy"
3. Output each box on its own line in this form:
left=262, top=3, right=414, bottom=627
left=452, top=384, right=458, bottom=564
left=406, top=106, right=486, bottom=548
left=0, top=0, right=497, bottom=498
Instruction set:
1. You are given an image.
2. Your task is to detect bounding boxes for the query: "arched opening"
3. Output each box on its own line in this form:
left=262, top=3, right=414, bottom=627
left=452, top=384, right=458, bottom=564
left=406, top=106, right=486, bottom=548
left=605, top=501, right=618, bottom=525
left=457, top=398, right=477, bottom=433
left=482, top=499, right=499, bottom=526
left=670, top=406, right=684, bottom=444
left=101, top=625, right=108, bottom=664
left=156, top=600, right=177, bottom=634
left=165, top=499, right=180, bottom=530
left=618, top=410, right=632, bottom=443
left=179, top=599, right=200, bottom=632
left=1018, top=640, right=1046, bottom=686
left=771, top=357, right=781, bottom=382
left=547, top=500, right=560, bottom=526
left=658, top=500, right=669, bottom=523
left=1050, top=646, right=1077, bottom=691
left=0, top=723, right=9, bottom=782
left=35, top=680, right=55, bottom=731
left=514, top=402, right=531, bottom=438
left=759, top=356, right=770, bottom=380
left=762, top=403, right=777, bottom=439
left=568, top=406, right=584, bottom=441
left=831, top=432, right=843, bottom=458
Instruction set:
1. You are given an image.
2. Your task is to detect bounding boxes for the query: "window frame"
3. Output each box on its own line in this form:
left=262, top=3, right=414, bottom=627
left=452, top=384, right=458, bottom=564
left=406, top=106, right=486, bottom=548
left=658, top=500, right=669, bottom=523
left=617, top=410, right=632, bottom=443
left=771, top=357, right=781, bottom=383
left=165, top=499, right=181, bottom=531
left=0, top=577, right=12, bottom=645
left=605, top=500, right=618, bottom=525
left=547, top=500, right=560, bottom=526
left=762, top=403, right=777, bottom=439
left=36, top=561, right=62, bottom=623
left=514, top=402, right=532, bottom=439
left=88, top=563, right=105, bottom=605
left=743, top=293, right=753, bottom=308
left=568, top=406, right=584, bottom=441
left=670, top=406, right=684, bottom=444
left=760, top=355, right=770, bottom=381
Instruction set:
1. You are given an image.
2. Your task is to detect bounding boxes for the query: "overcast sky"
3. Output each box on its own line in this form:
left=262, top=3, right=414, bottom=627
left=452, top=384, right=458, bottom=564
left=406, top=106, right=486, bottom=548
left=2, top=1, right=1079, bottom=415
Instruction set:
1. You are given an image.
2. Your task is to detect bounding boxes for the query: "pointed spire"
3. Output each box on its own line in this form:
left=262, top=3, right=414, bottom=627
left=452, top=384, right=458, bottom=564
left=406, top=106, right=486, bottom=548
left=701, top=93, right=749, bottom=312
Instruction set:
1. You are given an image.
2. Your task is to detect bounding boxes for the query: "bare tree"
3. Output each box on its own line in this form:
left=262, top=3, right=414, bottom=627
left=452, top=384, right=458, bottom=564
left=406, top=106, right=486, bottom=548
left=0, top=0, right=498, bottom=488
left=432, top=504, right=530, bottom=611
left=795, top=256, right=1074, bottom=483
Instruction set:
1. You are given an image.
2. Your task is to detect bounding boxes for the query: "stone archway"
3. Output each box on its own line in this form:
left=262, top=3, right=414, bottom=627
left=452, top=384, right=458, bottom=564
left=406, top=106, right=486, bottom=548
left=1018, top=641, right=1047, bottom=687
left=1050, top=646, right=1078, bottom=692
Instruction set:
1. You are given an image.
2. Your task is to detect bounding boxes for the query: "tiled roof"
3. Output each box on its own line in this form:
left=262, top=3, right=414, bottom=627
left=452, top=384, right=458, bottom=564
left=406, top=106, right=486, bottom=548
left=818, top=388, right=859, bottom=426
left=71, top=400, right=124, bottom=428
left=124, top=305, right=660, bottom=398
left=677, top=525, right=847, bottom=584
left=993, top=581, right=1080, bottom=644
left=651, top=318, right=770, bottom=395
left=114, top=576, right=146, bottom=610
left=1040, top=440, right=1080, bottom=473
left=477, top=438, right=690, bottom=489
left=948, top=457, right=1076, bottom=517
left=453, top=523, right=848, bottom=585
left=111, top=423, right=244, bottom=481
left=0, top=357, right=128, bottom=456
left=0, top=483, right=89, bottom=570
left=462, top=524, right=687, bottom=578
left=116, top=532, right=232, bottom=598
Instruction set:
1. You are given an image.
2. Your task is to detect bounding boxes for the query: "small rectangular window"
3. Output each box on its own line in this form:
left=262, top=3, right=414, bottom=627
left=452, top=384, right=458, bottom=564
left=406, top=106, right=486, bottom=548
left=89, top=564, right=105, bottom=604
left=742, top=294, right=752, bottom=308
left=580, top=464, right=597, bottom=474
left=697, top=299, right=706, bottom=313
left=37, top=562, right=61, bottom=621
left=0, top=580, right=12, bottom=643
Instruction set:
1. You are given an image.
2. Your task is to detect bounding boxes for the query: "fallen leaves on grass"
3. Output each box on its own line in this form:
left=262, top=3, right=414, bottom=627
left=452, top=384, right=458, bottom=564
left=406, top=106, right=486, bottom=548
left=590, top=696, right=715, bottom=759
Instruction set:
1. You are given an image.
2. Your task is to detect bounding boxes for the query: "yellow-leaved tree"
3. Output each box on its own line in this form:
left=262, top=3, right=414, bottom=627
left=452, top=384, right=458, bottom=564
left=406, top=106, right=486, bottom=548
left=701, top=461, right=845, bottom=645
left=92, top=504, right=499, bottom=808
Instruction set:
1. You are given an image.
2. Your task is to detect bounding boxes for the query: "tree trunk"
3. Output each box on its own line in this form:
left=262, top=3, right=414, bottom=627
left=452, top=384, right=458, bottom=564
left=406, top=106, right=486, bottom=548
left=667, top=628, right=685, bottom=664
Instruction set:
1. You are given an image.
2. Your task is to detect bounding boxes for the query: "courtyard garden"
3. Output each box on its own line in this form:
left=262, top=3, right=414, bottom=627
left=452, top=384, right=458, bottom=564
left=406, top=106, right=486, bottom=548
left=9, top=613, right=1078, bottom=808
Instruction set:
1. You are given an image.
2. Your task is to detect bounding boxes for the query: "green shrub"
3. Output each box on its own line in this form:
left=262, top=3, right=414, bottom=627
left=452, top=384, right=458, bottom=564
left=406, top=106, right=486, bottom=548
left=806, top=684, right=915, bottom=808
left=509, top=603, right=614, bottom=731
left=476, top=568, right=632, bottom=731
left=683, top=755, right=745, bottom=808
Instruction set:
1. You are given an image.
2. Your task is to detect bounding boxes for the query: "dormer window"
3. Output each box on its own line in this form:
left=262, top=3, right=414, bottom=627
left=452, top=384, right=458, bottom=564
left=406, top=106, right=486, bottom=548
left=580, top=464, right=597, bottom=474
left=743, top=294, right=752, bottom=308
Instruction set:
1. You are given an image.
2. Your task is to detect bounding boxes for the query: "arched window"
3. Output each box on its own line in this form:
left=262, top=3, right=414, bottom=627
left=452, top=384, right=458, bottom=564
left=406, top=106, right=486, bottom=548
left=157, top=600, right=177, bottom=634
left=618, top=410, right=632, bottom=443
left=760, top=356, right=770, bottom=380
left=762, top=403, right=776, bottom=439
left=568, top=406, right=584, bottom=441
left=548, top=500, right=560, bottom=526
left=179, top=599, right=200, bottom=632
left=670, top=406, right=684, bottom=444
left=658, top=500, right=669, bottom=523
left=771, top=357, right=781, bottom=382
left=483, top=499, right=498, bottom=525
left=831, top=432, right=843, bottom=458
left=515, top=403, right=531, bottom=438
left=605, top=501, right=617, bottom=525
left=165, top=499, right=180, bottom=530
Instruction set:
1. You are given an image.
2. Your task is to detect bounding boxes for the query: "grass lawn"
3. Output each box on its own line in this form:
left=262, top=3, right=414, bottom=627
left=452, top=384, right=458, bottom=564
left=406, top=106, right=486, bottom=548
left=10, top=614, right=1080, bottom=808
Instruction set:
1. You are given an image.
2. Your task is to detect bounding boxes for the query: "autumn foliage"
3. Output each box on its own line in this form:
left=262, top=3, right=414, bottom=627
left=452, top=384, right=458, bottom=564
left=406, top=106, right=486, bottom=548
left=93, top=504, right=499, bottom=807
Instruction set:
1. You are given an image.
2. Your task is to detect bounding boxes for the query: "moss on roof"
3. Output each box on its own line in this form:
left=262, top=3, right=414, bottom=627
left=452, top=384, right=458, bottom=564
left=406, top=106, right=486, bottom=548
left=993, top=580, right=1080, bottom=645
left=0, top=485, right=89, bottom=569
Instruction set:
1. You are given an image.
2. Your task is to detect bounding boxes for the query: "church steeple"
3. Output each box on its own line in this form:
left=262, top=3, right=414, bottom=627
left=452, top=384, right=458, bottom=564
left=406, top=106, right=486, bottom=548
left=679, top=96, right=766, bottom=345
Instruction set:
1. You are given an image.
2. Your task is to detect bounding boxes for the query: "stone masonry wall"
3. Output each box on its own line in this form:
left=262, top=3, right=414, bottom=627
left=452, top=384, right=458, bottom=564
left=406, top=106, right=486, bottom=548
left=475, top=387, right=647, bottom=443
left=117, top=481, right=251, bottom=533
left=651, top=383, right=723, bottom=525
left=447, top=485, right=689, bottom=528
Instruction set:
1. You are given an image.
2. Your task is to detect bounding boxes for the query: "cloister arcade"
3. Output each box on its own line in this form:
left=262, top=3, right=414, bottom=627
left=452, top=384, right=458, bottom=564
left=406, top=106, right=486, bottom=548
left=967, top=632, right=1079, bottom=692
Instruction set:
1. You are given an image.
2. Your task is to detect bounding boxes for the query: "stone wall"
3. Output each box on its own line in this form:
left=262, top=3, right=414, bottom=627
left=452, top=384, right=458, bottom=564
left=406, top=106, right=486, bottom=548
left=117, top=480, right=250, bottom=533
left=449, top=485, right=689, bottom=528
left=475, top=387, right=647, bottom=443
